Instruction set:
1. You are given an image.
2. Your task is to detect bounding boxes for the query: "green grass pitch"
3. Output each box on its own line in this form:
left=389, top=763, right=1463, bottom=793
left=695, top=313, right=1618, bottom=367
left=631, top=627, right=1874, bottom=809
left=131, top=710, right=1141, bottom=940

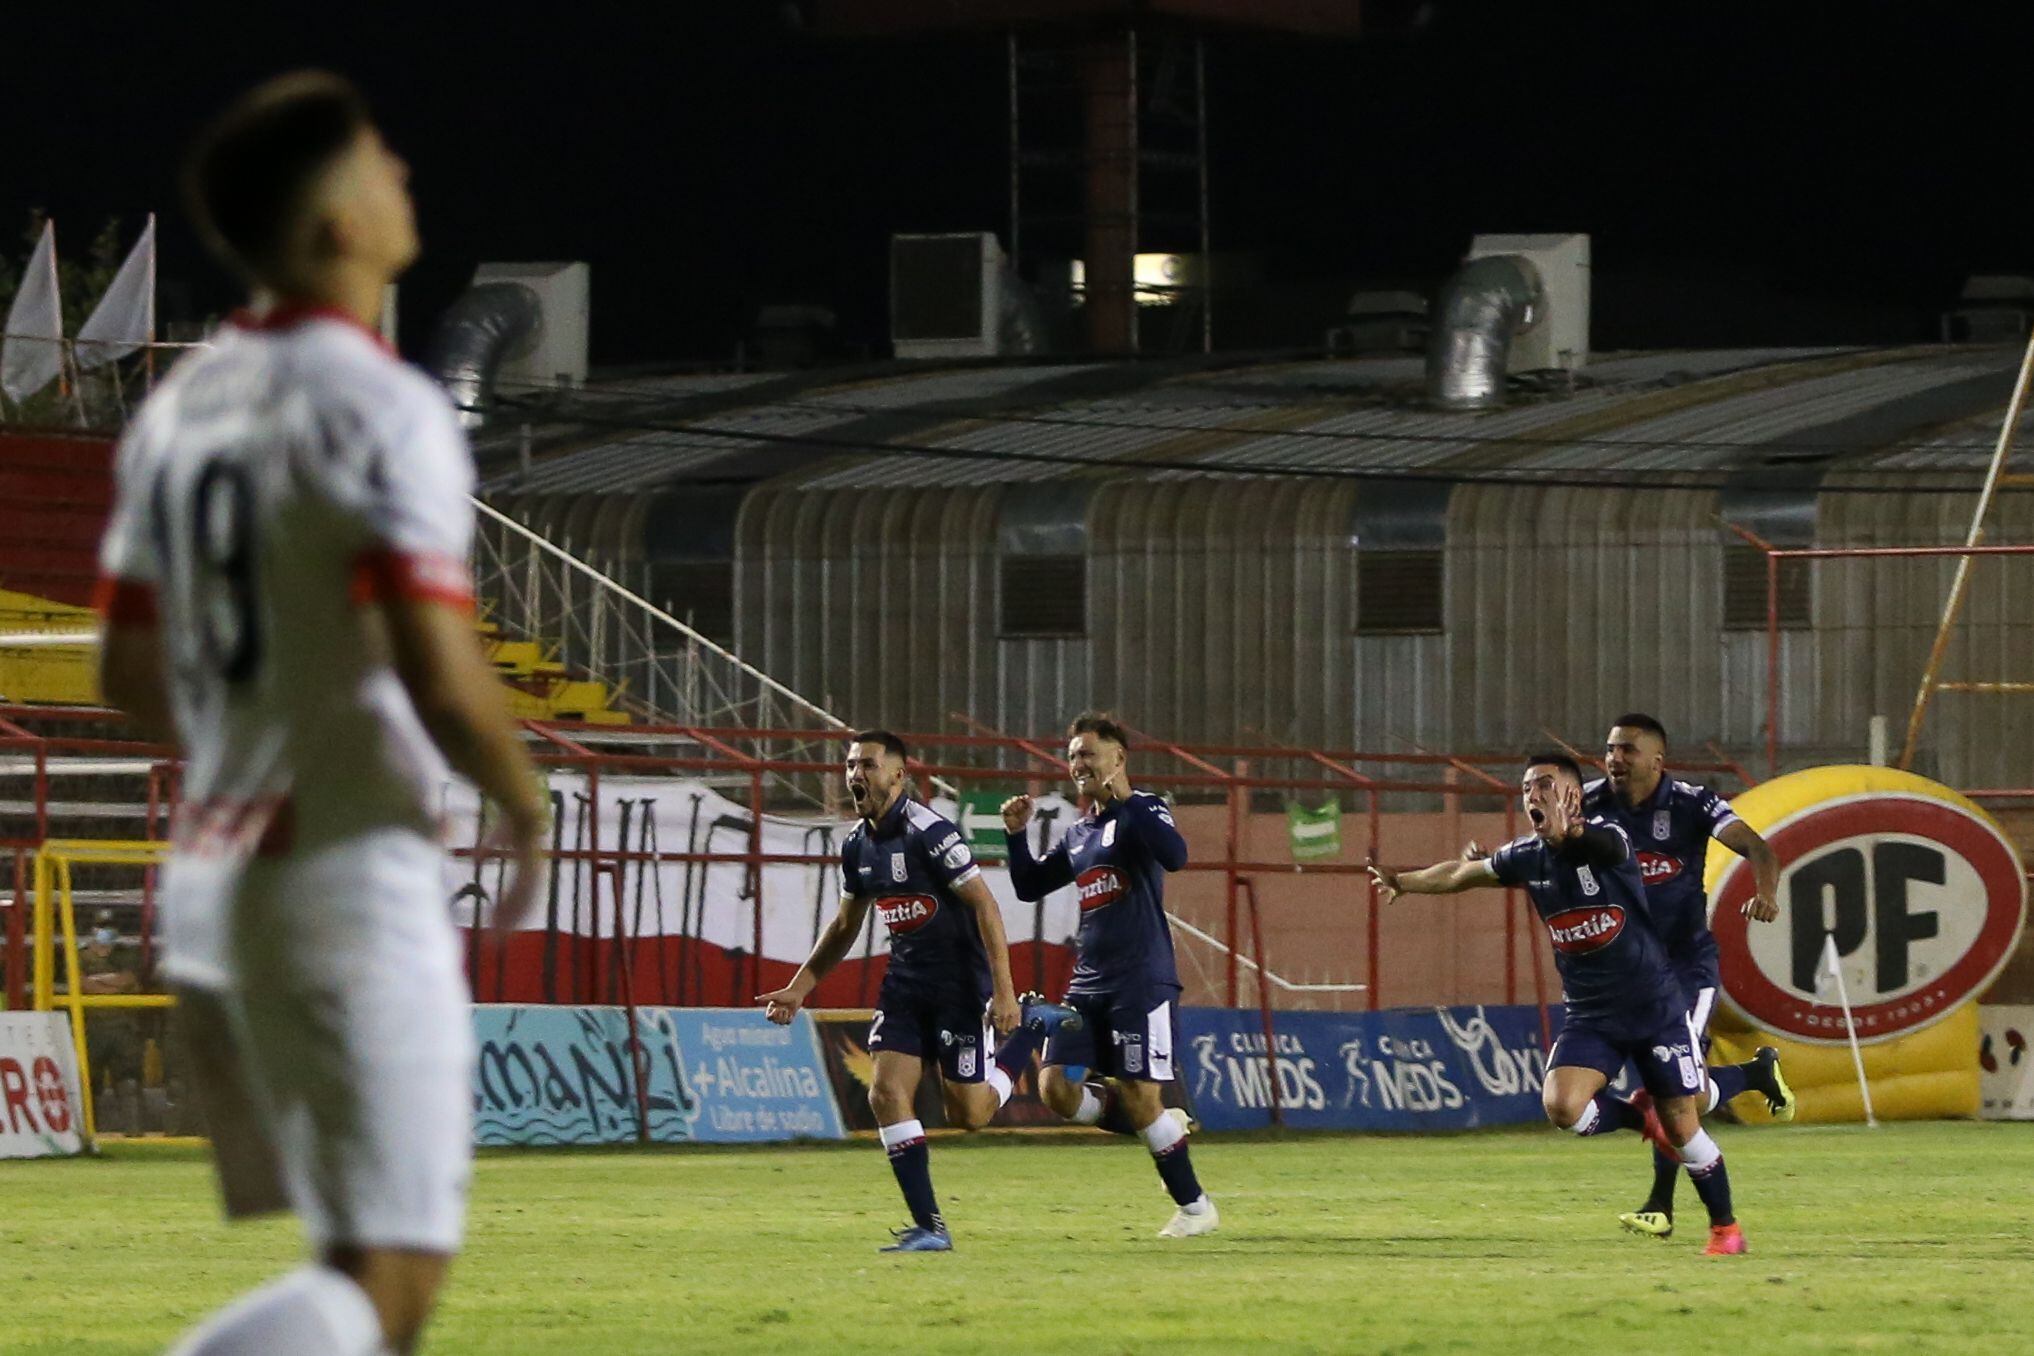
left=3, top=1122, right=2027, bottom=1354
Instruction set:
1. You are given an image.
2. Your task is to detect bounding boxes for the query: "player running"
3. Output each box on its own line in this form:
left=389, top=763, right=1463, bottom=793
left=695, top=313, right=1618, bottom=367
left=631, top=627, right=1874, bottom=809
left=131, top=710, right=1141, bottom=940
left=1370, top=753, right=1751, bottom=1256
left=95, top=73, right=549, bottom=1355
left=1001, top=712, right=1216, bottom=1240
left=1586, top=713, right=1793, bottom=1237
left=759, top=731, right=1048, bottom=1253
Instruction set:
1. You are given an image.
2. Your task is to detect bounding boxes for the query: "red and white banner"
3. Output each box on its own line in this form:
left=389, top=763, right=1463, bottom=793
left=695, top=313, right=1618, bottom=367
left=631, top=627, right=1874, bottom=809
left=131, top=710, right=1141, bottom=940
left=439, top=774, right=1088, bottom=962
left=0, top=1013, right=86, bottom=1159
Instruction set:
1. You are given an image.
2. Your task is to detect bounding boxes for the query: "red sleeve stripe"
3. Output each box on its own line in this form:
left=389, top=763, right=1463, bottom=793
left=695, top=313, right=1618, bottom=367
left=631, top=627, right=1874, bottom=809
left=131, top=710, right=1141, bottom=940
left=92, top=575, right=158, bottom=626
left=348, top=549, right=476, bottom=613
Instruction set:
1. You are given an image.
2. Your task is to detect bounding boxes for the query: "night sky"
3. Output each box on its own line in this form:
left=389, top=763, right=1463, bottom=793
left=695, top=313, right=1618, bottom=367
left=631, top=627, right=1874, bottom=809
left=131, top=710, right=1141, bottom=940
left=11, top=5, right=2030, bottom=365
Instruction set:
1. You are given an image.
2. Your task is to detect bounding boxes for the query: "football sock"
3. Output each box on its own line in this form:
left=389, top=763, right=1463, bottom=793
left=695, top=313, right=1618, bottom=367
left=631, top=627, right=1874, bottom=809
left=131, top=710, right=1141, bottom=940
left=1708, top=1062, right=1751, bottom=1107
left=1571, top=1092, right=1643, bottom=1136
left=984, top=1064, right=1015, bottom=1107
left=1645, top=1146, right=1680, bottom=1213
left=167, top=1265, right=384, bottom=1356
left=1141, top=1112, right=1205, bottom=1207
left=878, top=1119, right=943, bottom=1232
left=1069, top=1085, right=1105, bottom=1125
left=1677, top=1128, right=1735, bottom=1226
left=991, top=1026, right=1046, bottom=1089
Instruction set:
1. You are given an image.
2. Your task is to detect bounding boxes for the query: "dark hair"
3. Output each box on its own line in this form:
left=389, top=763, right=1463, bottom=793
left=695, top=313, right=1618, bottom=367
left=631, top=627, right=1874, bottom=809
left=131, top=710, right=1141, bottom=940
left=850, top=729, right=909, bottom=762
left=1609, top=712, right=1669, bottom=747
left=1068, top=710, right=1130, bottom=750
left=184, top=71, right=374, bottom=283
left=1522, top=751, right=1585, bottom=786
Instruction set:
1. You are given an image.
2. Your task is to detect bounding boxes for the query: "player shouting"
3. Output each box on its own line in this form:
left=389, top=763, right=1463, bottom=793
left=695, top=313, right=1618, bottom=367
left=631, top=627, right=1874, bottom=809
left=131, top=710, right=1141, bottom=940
left=759, top=731, right=1051, bottom=1253
left=1370, top=753, right=1751, bottom=1256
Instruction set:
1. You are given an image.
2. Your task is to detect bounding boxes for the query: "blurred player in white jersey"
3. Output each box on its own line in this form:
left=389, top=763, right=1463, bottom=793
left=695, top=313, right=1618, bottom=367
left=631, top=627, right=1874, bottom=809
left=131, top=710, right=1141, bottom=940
left=94, top=73, right=548, bottom=1355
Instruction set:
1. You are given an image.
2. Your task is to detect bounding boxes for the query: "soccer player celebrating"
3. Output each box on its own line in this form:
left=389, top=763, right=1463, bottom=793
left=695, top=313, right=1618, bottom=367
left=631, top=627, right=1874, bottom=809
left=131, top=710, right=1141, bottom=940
left=1586, top=713, right=1793, bottom=1238
left=95, top=74, right=549, bottom=1354
left=1371, top=753, right=1751, bottom=1256
left=759, top=731, right=1044, bottom=1253
left=1001, top=712, right=1216, bottom=1240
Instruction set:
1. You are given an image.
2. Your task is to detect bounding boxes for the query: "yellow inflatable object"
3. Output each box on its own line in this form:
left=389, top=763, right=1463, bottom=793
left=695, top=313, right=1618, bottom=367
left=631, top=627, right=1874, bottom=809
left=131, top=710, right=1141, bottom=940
left=1702, top=766, right=2023, bottom=1122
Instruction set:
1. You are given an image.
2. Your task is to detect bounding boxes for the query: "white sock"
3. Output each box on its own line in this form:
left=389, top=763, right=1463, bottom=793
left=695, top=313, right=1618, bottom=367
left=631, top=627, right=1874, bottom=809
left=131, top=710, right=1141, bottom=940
left=1568, top=1100, right=1601, bottom=1135
left=878, top=1118, right=926, bottom=1150
left=168, top=1265, right=384, bottom=1356
left=1705, top=1080, right=1722, bottom=1114
left=1070, top=1087, right=1104, bottom=1125
left=1676, top=1128, right=1722, bottom=1173
left=985, top=1065, right=1014, bottom=1107
left=1140, top=1112, right=1187, bottom=1155
left=1181, top=1195, right=1213, bottom=1216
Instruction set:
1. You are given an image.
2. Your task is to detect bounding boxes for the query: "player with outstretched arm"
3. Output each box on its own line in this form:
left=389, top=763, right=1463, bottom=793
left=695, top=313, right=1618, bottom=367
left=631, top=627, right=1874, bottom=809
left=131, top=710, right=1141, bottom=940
left=758, top=730, right=1055, bottom=1253
left=1370, top=752, right=1752, bottom=1255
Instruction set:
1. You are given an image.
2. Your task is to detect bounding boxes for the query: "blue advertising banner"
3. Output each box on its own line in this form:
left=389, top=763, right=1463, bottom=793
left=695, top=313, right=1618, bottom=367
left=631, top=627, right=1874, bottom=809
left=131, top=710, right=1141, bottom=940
left=1179, top=1005, right=1550, bottom=1133
left=471, top=1005, right=843, bottom=1146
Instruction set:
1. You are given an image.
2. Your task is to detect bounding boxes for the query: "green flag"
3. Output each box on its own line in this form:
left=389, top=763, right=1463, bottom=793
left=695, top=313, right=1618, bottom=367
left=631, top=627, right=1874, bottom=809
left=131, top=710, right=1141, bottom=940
left=958, top=791, right=1010, bottom=863
left=1287, top=797, right=1341, bottom=861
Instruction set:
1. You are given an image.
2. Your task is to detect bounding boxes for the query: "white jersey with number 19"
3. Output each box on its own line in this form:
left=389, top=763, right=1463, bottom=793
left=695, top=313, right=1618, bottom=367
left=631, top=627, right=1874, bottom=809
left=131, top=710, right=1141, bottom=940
left=96, top=305, right=476, bottom=990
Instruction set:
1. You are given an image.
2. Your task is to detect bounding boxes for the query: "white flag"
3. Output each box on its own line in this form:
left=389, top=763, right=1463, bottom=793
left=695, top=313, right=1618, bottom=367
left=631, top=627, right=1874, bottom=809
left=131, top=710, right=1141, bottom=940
left=75, top=215, right=155, bottom=372
left=1, top=220, right=63, bottom=402
left=1814, top=932, right=1843, bottom=994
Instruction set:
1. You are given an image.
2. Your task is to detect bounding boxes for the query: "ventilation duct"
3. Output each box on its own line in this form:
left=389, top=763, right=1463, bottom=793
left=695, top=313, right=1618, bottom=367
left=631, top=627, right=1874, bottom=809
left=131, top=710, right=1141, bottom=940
left=1425, top=254, right=1542, bottom=412
left=425, top=281, right=540, bottom=428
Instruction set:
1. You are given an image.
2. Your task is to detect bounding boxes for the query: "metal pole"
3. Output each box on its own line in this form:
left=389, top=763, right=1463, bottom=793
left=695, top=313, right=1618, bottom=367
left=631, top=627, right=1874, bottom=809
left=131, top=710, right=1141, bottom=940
left=1901, top=326, right=2034, bottom=768
left=1766, top=548, right=1780, bottom=777
left=1008, top=28, right=1022, bottom=273
left=1242, top=878, right=1282, bottom=1128
left=1195, top=36, right=1212, bottom=355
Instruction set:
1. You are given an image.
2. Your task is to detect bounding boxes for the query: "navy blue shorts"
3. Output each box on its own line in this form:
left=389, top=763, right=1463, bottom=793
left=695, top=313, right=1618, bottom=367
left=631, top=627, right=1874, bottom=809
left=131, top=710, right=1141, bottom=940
left=1549, top=1010, right=1707, bottom=1100
left=868, top=984, right=990, bottom=1083
left=1044, top=987, right=1180, bottom=1083
left=1676, top=968, right=1721, bottom=1055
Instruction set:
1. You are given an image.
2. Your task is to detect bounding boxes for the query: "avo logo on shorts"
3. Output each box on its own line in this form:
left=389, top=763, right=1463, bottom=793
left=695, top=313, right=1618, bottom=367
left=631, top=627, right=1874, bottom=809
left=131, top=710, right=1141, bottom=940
left=875, top=894, right=940, bottom=933
left=1545, top=906, right=1626, bottom=954
left=1076, top=867, right=1126, bottom=912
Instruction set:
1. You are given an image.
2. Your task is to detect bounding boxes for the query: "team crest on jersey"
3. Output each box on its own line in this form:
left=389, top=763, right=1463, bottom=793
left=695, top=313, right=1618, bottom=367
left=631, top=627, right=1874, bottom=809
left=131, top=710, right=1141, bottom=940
left=1076, top=866, right=1126, bottom=913
left=1636, top=850, right=1683, bottom=886
left=1576, top=864, right=1601, bottom=896
left=1102, top=820, right=1118, bottom=847
left=1653, top=810, right=1672, bottom=840
left=875, top=894, right=939, bottom=933
left=1545, top=905, right=1626, bottom=955
left=890, top=852, right=907, bottom=883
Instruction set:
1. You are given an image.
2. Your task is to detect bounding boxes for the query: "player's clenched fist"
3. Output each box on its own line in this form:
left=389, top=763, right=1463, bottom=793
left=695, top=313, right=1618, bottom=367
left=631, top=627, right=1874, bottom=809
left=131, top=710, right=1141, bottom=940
left=1000, top=794, right=1035, bottom=833
left=756, top=979, right=810, bottom=1025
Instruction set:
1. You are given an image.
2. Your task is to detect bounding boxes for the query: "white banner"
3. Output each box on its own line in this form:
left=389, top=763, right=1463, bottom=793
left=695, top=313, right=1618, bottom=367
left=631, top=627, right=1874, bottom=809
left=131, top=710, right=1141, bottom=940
left=1, top=220, right=64, bottom=402
left=0, top=1012, right=87, bottom=1158
left=1980, top=1005, right=2034, bottom=1121
left=439, top=775, right=1089, bottom=962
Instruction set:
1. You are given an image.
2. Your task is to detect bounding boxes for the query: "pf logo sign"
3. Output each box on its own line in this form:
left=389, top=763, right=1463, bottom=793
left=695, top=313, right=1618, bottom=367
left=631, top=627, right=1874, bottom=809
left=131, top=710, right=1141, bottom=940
left=1707, top=767, right=2027, bottom=1045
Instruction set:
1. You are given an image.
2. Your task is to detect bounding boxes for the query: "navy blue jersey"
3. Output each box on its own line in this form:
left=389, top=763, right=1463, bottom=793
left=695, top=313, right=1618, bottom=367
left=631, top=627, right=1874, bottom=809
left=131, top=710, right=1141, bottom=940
left=840, top=795, right=989, bottom=1001
left=1487, top=818, right=1681, bottom=1039
left=1005, top=790, right=1186, bottom=996
left=1583, top=776, right=1740, bottom=987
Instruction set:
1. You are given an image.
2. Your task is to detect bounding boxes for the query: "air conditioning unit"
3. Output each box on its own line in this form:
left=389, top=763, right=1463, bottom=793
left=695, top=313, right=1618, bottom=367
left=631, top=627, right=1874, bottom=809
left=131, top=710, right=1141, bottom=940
left=891, top=232, right=1006, bottom=359
left=1465, top=232, right=1589, bottom=372
left=472, top=261, right=589, bottom=389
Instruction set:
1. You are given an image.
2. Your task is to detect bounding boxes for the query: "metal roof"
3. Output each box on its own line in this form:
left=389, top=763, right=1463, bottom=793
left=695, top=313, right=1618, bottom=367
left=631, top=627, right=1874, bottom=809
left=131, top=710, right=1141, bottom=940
left=480, top=344, right=2026, bottom=497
